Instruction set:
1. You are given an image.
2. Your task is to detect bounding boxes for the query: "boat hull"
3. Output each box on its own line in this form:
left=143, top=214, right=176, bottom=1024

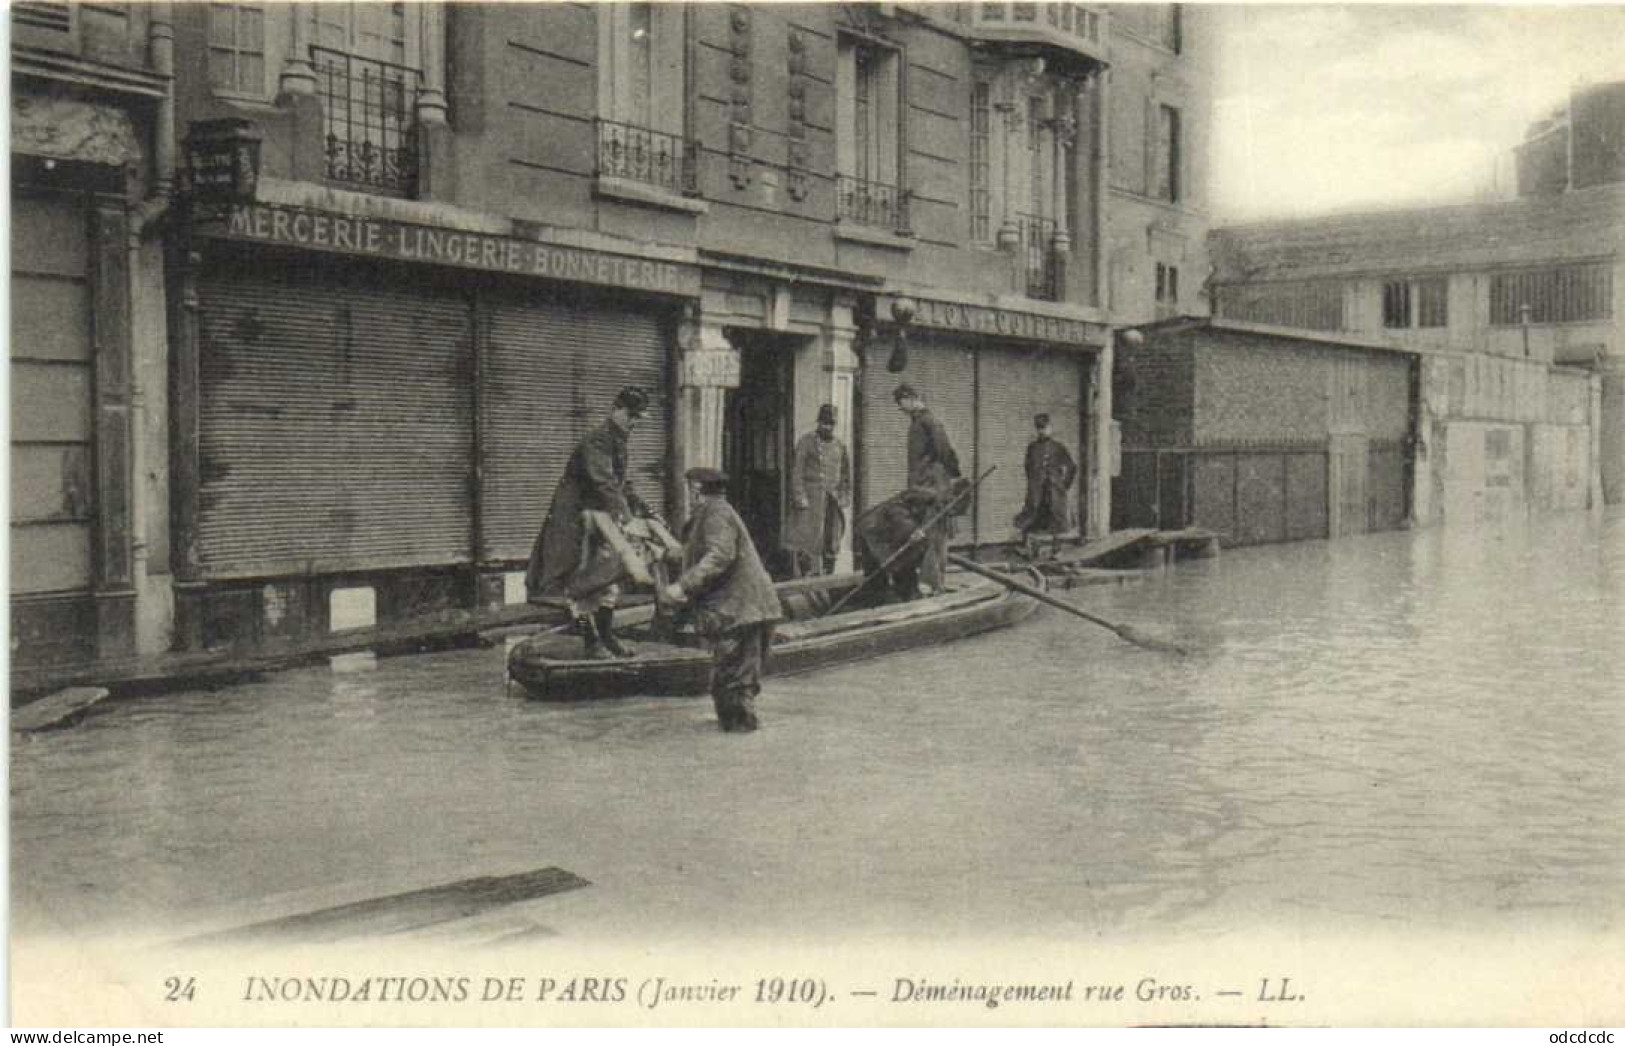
left=507, top=577, right=1037, bottom=702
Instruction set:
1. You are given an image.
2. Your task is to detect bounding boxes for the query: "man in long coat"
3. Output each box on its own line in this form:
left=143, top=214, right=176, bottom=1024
left=895, top=383, right=963, bottom=595
left=664, top=467, right=784, bottom=733
left=526, top=385, right=649, bottom=659
left=785, top=403, right=852, bottom=577
left=1013, top=412, right=1078, bottom=560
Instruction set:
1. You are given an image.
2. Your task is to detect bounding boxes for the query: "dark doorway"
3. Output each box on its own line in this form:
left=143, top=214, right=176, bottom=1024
left=723, top=331, right=796, bottom=577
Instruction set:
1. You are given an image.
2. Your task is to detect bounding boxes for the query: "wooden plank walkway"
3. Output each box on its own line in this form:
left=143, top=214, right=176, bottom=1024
left=1067, top=528, right=1160, bottom=566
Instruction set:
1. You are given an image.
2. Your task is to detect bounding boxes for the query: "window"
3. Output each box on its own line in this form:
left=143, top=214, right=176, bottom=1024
left=1417, top=278, right=1448, bottom=327
left=1156, top=263, right=1180, bottom=304
left=1116, top=4, right=1181, bottom=51
left=309, top=3, right=421, bottom=196
left=597, top=3, right=692, bottom=195
left=1381, top=280, right=1411, bottom=328
left=600, top=2, right=684, bottom=134
left=969, top=81, right=992, bottom=242
left=837, top=34, right=906, bottom=230
left=1384, top=277, right=1447, bottom=329
left=1153, top=104, right=1181, bottom=202
left=1490, top=263, right=1614, bottom=325
left=309, top=2, right=409, bottom=67
left=840, top=39, right=897, bottom=186
left=208, top=4, right=267, bottom=95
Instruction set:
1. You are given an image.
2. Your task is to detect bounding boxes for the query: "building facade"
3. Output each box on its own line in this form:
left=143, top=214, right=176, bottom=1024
left=1113, top=320, right=1416, bottom=545
left=11, top=2, right=1212, bottom=683
left=1208, top=184, right=1614, bottom=528
left=10, top=3, right=174, bottom=675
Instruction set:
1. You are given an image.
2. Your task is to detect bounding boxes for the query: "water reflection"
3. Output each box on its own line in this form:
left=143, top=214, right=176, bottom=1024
left=10, top=509, right=1623, bottom=943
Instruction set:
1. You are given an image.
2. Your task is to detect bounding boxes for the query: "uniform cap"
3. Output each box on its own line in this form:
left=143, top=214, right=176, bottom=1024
left=614, top=386, right=650, bottom=417
left=892, top=383, right=920, bottom=403
left=685, top=466, right=728, bottom=490
left=817, top=404, right=837, bottom=425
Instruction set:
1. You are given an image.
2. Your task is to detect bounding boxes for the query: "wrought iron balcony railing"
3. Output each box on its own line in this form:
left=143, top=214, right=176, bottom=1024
left=837, top=175, right=912, bottom=235
left=311, top=45, right=421, bottom=197
left=595, top=119, right=700, bottom=197
left=1020, top=214, right=1061, bottom=300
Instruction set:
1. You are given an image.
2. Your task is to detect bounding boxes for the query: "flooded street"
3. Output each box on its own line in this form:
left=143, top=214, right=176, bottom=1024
left=11, top=509, right=1623, bottom=949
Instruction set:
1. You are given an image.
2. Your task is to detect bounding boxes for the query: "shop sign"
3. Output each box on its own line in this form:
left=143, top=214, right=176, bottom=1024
left=679, top=350, right=741, bottom=389
left=908, top=297, right=1098, bottom=346
left=211, top=203, right=700, bottom=297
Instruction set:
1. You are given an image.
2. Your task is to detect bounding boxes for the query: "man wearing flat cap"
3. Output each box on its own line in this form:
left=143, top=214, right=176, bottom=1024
left=527, top=385, right=651, bottom=660
left=664, top=466, right=783, bottom=733
left=894, top=383, right=964, bottom=595
left=785, top=403, right=852, bottom=577
left=1014, top=412, right=1077, bottom=561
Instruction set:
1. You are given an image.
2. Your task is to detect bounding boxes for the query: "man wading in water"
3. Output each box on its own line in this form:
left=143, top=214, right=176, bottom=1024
left=663, top=467, right=783, bottom=733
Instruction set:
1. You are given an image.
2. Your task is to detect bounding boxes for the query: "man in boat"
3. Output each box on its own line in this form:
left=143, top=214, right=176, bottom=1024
left=526, top=385, right=651, bottom=660
left=853, top=486, right=940, bottom=605
left=1014, top=412, right=1077, bottom=561
left=662, top=467, right=783, bottom=733
left=784, top=403, right=852, bottom=577
left=894, top=383, right=964, bottom=596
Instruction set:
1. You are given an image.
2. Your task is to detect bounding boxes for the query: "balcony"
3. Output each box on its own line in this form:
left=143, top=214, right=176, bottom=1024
left=1020, top=214, right=1061, bottom=301
left=837, top=175, right=912, bottom=236
left=312, top=46, right=420, bottom=197
left=595, top=119, right=700, bottom=199
left=955, top=3, right=1109, bottom=66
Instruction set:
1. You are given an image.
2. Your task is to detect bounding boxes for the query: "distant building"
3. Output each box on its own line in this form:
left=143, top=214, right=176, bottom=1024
left=1207, top=182, right=1616, bottom=523
left=1515, top=81, right=1625, bottom=198
left=1113, top=320, right=1416, bottom=545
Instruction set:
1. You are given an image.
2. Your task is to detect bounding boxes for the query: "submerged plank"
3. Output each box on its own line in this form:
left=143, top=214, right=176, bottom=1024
left=183, top=867, right=591, bottom=947
left=11, top=687, right=112, bottom=733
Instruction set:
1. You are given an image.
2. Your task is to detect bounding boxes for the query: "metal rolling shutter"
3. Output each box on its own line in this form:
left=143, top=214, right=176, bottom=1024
left=195, top=257, right=475, bottom=578
left=974, top=345, right=1085, bottom=544
left=860, top=339, right=975, bottom=535
left=479, top=293, right=671, bottom=563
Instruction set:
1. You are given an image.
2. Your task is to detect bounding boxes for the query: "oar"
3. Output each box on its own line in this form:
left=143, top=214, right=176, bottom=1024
left=820, top=466, right=996, bottom=619
left=947, top=553, right=1190, bottom=656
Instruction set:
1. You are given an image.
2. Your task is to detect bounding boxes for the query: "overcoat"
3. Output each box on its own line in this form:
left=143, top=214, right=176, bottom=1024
left=1013, top=436, right=1078, bottom=534
left=783, top=431, right=852, bottom=555
left=526, top=420, right=638, bottom=598
left=905, top=408, right=962, bottom=496
left=676, top=497, right=784, bottom=638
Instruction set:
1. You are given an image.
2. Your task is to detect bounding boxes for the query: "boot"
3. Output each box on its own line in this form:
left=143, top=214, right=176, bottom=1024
left=577, top=615, right=614, bottom=660
left=595, top=608, right=635, bottom=659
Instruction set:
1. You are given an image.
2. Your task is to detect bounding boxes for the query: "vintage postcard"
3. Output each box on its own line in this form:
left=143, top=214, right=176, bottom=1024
left=8, top=0, right=1623, bottom=1029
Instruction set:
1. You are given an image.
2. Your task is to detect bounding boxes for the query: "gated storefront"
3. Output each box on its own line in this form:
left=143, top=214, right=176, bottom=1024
left=1115, top=440, right=1409, bottom=545
left=859, top=330, right=1094, bottom=547
left=178, top=204, right=693, bottom=650
left=1112, top=320, right=1416, bottom=546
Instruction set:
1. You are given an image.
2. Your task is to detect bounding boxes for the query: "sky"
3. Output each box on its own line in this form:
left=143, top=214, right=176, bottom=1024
left=1209, top=3, right=1625, bottom=222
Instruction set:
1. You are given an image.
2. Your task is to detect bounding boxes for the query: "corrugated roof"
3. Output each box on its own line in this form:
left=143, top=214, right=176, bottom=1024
left=1211, top=183, right=1625, bottom=283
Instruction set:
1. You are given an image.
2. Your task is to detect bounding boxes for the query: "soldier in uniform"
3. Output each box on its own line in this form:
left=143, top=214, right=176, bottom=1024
left=894, top=383, right=963, bottom=595
left=785, top=403, right=853, bottom=577
left=1014, top=412, right=1078, bottom=560
left=526, top=386, right=650, bottom=660
left=663, top=467, right=784, bottom=733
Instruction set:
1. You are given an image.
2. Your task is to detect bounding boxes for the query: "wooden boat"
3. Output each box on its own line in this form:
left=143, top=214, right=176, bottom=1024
left=507, top=570, right=1041, bottom=701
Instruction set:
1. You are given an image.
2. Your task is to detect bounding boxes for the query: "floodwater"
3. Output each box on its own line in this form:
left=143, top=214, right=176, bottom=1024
left=10, top=509, right=1623, bottom=947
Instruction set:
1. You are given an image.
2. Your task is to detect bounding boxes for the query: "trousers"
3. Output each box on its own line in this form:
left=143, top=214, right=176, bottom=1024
left=710, top=623, right=772, bottom=730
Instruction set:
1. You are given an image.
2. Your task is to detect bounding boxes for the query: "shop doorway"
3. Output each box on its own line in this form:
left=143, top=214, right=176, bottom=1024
left=723, top=331, right=796, bottom=576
